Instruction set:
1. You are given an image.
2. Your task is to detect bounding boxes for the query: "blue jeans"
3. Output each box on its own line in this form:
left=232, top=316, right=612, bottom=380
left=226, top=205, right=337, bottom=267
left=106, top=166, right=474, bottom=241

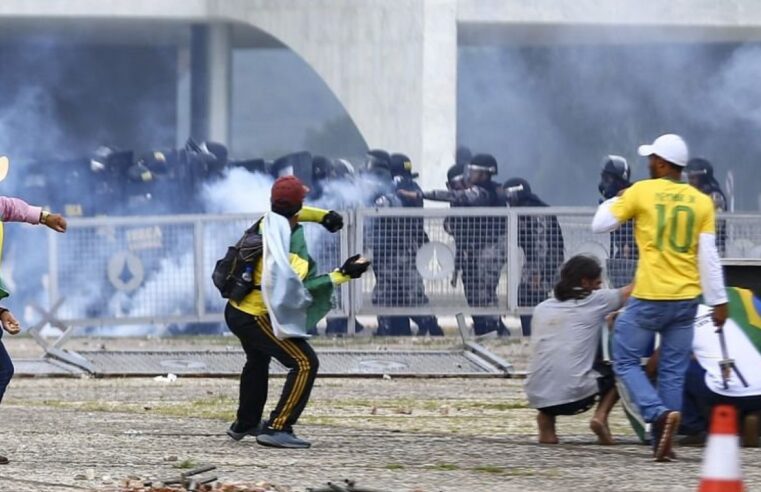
left=0, top=336, right=14, bottom=404
left=613, top=297, right=698, bottom=423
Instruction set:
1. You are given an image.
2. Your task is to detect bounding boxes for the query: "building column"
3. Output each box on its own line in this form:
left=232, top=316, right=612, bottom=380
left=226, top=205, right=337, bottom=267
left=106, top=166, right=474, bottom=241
left=207, top=22, right=232, bottom=144
left=419, top=0, right=458, bottom=191
left=188, top=23, right=231, bottom=145
left=175, top=39, right=192, bottom=148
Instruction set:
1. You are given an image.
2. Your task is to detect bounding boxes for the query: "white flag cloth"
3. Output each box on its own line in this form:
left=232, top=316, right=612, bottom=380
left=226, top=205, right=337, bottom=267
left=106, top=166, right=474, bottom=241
left=260, top=212, right=313, bottom=339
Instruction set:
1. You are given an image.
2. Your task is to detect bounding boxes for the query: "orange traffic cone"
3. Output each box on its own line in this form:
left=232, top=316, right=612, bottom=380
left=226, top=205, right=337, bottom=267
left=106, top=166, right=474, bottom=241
left=698, top=405, right=744, bottom=492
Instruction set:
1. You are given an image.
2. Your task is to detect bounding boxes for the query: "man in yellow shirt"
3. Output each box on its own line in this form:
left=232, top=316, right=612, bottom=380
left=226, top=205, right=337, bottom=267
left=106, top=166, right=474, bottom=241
left=592, top=134, right=728, bottom=461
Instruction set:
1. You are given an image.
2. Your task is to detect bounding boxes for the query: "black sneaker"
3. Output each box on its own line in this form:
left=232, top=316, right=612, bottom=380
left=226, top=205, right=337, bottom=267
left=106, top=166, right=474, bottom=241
left=0, top=455, right=8, bottom=465
left=256, top=427, right=311, bottom=449
left=226, top=420, right=266, bottom=441
left=652, top=411, right=681, bottom=462
left=678, top=431, right=707, bottom=447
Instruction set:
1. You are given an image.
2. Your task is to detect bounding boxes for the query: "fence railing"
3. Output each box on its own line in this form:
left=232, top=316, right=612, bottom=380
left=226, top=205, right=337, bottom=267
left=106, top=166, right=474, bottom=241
left=37, top=208, right=761, bottom=331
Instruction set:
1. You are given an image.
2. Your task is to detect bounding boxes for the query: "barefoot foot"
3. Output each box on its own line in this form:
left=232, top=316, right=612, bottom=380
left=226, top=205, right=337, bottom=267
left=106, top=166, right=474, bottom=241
left=590, top=418, right=614, bottom=445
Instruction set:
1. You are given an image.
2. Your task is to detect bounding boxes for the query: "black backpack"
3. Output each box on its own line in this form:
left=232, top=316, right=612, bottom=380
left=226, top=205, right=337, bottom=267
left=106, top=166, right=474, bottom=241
left=212, top=218, right=264, bottom=302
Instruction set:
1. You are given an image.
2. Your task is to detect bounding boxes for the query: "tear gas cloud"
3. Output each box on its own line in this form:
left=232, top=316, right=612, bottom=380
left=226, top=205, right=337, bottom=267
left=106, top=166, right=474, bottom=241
left=458, top=42, right=761, bottom=210
left=0, top=36, right=374, bottom=335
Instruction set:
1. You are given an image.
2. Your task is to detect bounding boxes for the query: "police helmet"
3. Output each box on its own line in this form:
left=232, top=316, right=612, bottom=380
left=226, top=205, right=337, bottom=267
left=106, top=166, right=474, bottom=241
left=446, top=163, right=465, bottom=190
left=90, top=145, right=133, bottom=174
left=366, top=149, right=391, bottom=169
left=601, top=155, right=630, bottom=182
left=598, top=155, right=631, bottom=200
left=333, top=158, right=355, bottom=179
left=468, top=154, right=498, bottom=175
left=503, top=177, right=531, bottom=206
left=139, top=150, right=171, bottom=175
left=127, top=162, right=154, bottom=183
left=201, top=141, right=228, bottom=168
left=365, top=149, right=392, bottom=180
left=447, top=163, right=464, bottom=183
left=312, top=155, right=332, bottom=181
left=685, top=158, right=714, bottom=186
left=389, top=153, right=418, bottom=178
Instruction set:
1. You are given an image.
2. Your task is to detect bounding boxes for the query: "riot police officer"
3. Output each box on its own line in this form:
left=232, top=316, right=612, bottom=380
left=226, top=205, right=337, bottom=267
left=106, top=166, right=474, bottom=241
left=685, top=158, right=727, bottom=255
left=598, top=155, right=637, bottom=287
left=389, top=153, right=444, bottom=336
left=308, top=155, right=332, bottom=202
left=442, top=163, right=467, bottom=289
left=422, top=154, right=508, bottom=336
left=362, top=150, right=412, bottom=336
left=503, top=178, right=564, bottom=336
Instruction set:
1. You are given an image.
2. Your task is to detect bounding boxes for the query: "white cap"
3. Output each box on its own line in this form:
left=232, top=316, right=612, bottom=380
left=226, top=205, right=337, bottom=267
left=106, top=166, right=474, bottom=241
left=637, top=134, right=689, bottom=167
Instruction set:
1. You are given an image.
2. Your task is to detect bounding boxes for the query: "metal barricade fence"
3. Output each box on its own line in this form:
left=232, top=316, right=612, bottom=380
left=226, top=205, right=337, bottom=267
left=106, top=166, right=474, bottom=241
left=47, top=213, right=349, bottom=330
left=723, top=214, right=761, bottom=258
left=40, top=209, right=761, bottom=332
left=507, top=208, right=611, bottom=315
left=354, top=207, right=509, bottom=316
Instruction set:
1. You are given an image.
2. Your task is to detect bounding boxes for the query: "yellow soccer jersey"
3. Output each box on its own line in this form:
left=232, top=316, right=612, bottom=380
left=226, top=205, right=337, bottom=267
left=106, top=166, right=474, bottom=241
left=610, top=177, right=715, bottom=300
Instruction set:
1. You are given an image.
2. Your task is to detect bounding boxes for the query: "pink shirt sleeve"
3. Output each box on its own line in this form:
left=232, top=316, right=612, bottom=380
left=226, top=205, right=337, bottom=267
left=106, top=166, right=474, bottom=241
left=0, top=196, right=42, bottom=224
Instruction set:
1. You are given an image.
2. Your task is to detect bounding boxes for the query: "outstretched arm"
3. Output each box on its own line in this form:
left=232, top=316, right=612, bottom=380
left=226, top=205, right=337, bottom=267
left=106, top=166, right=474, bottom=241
left=0, top=196, right=42, bottom=224
left=0, top=196, right=67, bottom=232
left=422, top=187, right=490, bottom=206
left=298, top=206, right=343, bottom=232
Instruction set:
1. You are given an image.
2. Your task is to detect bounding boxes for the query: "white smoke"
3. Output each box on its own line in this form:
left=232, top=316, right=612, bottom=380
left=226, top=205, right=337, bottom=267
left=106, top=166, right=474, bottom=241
left=201, top=167, right=274, bottom=213
left=459, top=42, right=761, bottom=210
left=706, top=45, right=761, bottom=128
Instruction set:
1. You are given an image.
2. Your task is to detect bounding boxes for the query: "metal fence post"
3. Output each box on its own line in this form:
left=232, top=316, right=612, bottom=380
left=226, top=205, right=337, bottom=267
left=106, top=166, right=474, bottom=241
left=343, top=209, right=356, bottom=335
left=506, top=209, right=519, bottom=314
left=47, top=228, right=59, bottom=309
left=194, top=219, right=206, bottom=319
left=351, top=208, right=366, bottom=330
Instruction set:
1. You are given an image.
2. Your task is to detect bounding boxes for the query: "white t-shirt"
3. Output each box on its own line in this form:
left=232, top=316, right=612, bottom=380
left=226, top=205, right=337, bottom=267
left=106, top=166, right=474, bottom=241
left=692, top=304, right=761, bottom=397
left=524, top=289, right=623, bottom=409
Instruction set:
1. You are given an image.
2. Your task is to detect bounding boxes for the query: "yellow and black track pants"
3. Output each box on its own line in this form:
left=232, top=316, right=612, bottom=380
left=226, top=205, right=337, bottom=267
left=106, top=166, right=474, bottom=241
left=225, top=303, right=319, bottom=431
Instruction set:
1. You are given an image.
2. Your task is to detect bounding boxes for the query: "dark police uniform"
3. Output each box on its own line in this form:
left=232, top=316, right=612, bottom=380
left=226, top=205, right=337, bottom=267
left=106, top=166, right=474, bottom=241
left=425, top=154, right=508, bottom=336
left=387, top=154, right=443, bottom=336
left=504, top=178, right=564, bottom=336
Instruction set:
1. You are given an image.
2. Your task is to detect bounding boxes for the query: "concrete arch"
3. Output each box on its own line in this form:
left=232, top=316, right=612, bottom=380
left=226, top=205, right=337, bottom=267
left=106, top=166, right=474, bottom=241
left=217, top=0, right=458, bottom=189
left=228, top=21, right=369, bottom=159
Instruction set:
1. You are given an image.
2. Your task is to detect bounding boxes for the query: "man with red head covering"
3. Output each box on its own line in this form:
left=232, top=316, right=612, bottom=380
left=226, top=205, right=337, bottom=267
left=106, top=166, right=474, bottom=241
left=224, top=176, right=370, bottom=448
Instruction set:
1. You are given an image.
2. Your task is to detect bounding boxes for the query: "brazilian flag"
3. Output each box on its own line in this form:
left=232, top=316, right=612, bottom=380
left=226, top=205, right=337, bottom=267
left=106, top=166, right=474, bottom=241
left=726, top=287, right=761, bottom=350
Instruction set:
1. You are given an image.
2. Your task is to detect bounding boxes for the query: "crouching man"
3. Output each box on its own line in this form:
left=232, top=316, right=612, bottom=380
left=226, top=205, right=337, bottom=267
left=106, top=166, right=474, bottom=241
left=525, top=255, right=632, bottom=444
left=673, top=287, right=761, bottom=447
left=225, top=176, right=370, bottom=448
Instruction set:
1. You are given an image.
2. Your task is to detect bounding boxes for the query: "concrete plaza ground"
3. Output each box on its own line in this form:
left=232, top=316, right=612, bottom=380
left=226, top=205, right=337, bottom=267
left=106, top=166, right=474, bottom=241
left=0, top=336, right=758, bottom=491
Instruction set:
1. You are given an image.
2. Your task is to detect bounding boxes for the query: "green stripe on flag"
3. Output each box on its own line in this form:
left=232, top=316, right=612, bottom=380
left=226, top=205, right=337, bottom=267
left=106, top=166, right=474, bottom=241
left=727, top=287, right=761, bottom=351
